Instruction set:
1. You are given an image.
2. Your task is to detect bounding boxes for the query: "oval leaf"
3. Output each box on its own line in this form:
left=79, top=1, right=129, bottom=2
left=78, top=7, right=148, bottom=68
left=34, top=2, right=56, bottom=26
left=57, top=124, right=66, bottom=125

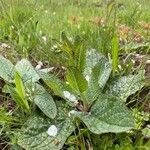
left=85, top=55, right=112, bottom=103
left=0, top=55, right=15, bottom=82
left=72, top=94, right=134, bottom=134
left=107, top=70, right=145, bottom=102
left=15, top=59, right=40, bottom=83
left=34, top=84, right=57, bottom=119
left=16, top=103, right=75, bottom=150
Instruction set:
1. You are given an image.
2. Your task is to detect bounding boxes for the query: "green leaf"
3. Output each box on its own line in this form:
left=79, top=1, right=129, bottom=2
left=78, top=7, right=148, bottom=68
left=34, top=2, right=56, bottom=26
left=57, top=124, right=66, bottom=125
left=85, top=54, right=112, bottom=103
left=0, top=108, right=17, bottom=123
left=84, top=49, right=102, bottom=78
left=38, top=71, right=78, bottom=105
left=14, top=72, right=25, bottom=100
left=34, top=84, right=57, bottom=119
left=107, top=70, right=145, bottom=102
left=14, top=72, right=30, bottom=112
left=66, top=68, right=88, bottom=93
left=15, top=59, right=40, bottom=83
left=61, top=32, right=73, bottom=55
left=16, top=103, right=75, bottom=150
left=112, top=34, right=119, bottom=75
left=38, top=71, right=65, bottom=97
left=74, top=36, right=86, bottom=72
left=72, top=94, right=134, bottom=134
left=96, top=58, right=112, bottom=89
left=0, top=55, right=15, bottom=82
left=8, top=86, right=30, bottom=113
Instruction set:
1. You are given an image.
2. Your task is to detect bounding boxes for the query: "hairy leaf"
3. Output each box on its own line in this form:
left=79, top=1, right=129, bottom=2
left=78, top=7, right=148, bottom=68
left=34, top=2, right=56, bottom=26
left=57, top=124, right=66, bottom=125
left=107, top=70, right=145, bottom=102
left=38, top=71, right=78, bottom=105
left=34, top=84, right=57, bottom=119
left=85, top=56, right=112, bottom=103
left=15, top=59, right=40, bottom=83
left=0, top=55, right=15, bottom=82
left=17, top=104, right=75, bottom=150
left=66, top=68, right=88, bottom=93
left=72, top=94, right=134, bottom=134
left=38, top=71, right=65, bottom=97
left=84, top=49, right=102, bottom=77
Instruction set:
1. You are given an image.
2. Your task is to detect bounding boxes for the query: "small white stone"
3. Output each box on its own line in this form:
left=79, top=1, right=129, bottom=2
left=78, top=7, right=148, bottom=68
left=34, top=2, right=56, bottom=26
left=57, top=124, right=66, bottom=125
left=69, top=94, right=76, bottom=102
left=63, top=91, right=77, bottom=103
left=11, top=25, right=14, bottom=29
left=38, top=61, right=43, bottom=65
left=42, top=36, right=47, bottom=42
left=63, top=91, right=71, bottom=99
left=52, top=44, right=58, bottom=49
left=1, top=43, right=10, bottom=49
left=35, top=61, right=43, bottom=69
left=118, top=65, right=122, bottom=70
left=61, top=66, right=66, bottom=70
left=47, top=125, right=58, bottom=137
left=36, top=65, right=41, bottom=69
left=131, top=59, right=135, bottom=64
left=66, top=81, right=69, bottom=85
left=85, top=75, right=90, bottom=82
left=40, top=67, right=54, bottom=73
left=146, top=60, right=150, bottom=64
left=68, top=37, right=73, bottom=42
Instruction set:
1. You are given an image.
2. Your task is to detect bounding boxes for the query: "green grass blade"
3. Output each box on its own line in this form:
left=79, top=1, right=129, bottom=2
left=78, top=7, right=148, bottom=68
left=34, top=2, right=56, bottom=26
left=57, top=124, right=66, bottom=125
left=112, top=34, right=119, bottom=75
left=15, top=72, right=25, bottom=100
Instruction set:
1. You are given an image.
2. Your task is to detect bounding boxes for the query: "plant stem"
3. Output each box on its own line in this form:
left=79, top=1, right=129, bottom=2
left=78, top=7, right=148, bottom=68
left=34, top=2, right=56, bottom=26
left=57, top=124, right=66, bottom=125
left=80, top=93, right=89, bottom=112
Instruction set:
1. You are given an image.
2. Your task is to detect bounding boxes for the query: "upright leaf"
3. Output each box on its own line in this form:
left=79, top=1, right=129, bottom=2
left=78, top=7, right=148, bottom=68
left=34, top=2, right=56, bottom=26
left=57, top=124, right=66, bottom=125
left=107, top=70, right=145, bottom=102
left=15, top=72, right=26, bottom=100
left=93, top=58, right=112, bottom=89
left=112, top=34, right=119, bottom=75
left=0, top=55, right=15, bottom=82
left=61, top=32, right=73, bottom=55
left=66, top=68, right=88, bottom=93
left=8, top=86, right=30, bottom=113
left=85, top=54, right=112, bottom=103
left=84, top=49, right=102, bottom=78
left=74, top=36, right=86, bottom=72
left=34, top=84, right=57, bottom=119
left=72, top=94, right=134, bottom=134
left=14, top=72, right=30, bottom=112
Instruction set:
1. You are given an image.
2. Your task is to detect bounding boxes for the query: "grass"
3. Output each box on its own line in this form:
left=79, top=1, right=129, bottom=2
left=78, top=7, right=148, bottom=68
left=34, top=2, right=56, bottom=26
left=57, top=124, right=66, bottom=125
left=0, top=0, right=150, bottom=149
left=0, top=0, right=150, bottom=60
